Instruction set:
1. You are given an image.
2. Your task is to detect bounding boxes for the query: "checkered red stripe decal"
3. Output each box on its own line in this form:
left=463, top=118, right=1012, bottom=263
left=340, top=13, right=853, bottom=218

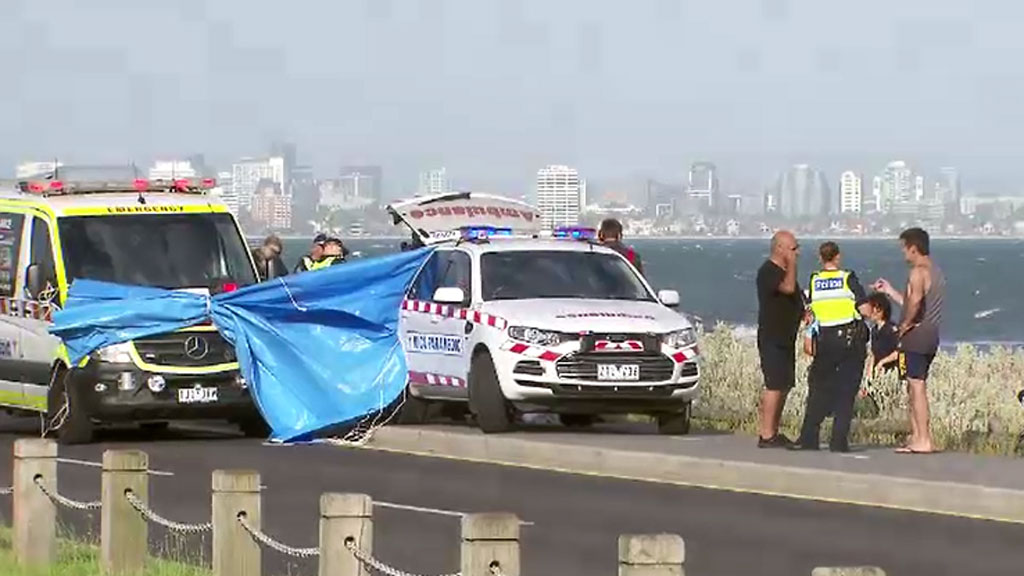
left=408, top=370, right=466, bottom=388
left=671, top=347, right=698, bottom=363
left=0, top=298, right=55, bottom=322
left=499, top=340, right=562, bottom=362
left=401, top=299, right=508, bottom=330
left=594, top=340, right=643, bottom=352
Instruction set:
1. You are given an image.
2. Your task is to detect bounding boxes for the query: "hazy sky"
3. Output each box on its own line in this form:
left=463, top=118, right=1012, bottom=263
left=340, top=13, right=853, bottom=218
left=1, top=1, right=1021, bottom=194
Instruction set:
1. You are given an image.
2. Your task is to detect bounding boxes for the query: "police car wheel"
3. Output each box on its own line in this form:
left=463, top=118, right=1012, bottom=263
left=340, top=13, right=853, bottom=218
left=394, top=390, right=431, bottom=425
left=469, top=352, right=514, bottom=433
left=47, top=370, right=95, bottom=445
left=656, top=403, right=692, bottom=435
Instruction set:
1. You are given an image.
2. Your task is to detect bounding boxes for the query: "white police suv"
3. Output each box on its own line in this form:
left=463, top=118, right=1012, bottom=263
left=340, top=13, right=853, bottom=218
left=388, top=192, right=701, bottom=434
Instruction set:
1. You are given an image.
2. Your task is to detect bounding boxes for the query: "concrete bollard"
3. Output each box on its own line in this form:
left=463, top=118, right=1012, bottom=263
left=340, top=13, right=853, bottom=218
left=811, top=565, right=884, bottom=569
left=12, top=439, right=57, bottom=568
left=460, top=513, right=520, bottom=576
left=318, top=493, right=373, bottom=576
left=618, top=534, right=686, bottom=576
left=101, top=450, right=149, bottom=576
left=212, top=470, right=261, bottom=576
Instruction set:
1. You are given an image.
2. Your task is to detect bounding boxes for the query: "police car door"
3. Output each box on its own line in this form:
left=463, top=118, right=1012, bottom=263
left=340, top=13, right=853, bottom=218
left=400, top=249, right=471, bottom=396
left=0, top=211, right=28, bottom=408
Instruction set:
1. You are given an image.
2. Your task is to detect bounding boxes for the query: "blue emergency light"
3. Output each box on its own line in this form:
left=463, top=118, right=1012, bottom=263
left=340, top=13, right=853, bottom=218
left=460, top=226, right=513, bottom=240
left=553, top=226, right=596, bottom=240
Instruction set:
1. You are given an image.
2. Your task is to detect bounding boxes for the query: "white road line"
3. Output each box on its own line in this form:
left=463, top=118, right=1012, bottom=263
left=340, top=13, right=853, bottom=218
left=374, top=501, right=534, bottom=526
left=57, top=457, right=175, bottom=477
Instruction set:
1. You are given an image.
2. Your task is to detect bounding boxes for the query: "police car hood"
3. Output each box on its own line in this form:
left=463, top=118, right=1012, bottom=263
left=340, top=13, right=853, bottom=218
left=481, top=299, right=691, bottom=333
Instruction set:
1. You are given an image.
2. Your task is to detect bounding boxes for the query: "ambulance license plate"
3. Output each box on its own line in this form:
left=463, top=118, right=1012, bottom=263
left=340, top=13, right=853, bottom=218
left=177, top=386, right=218, bottom=404
left=597, top=364, right=640, bottom=381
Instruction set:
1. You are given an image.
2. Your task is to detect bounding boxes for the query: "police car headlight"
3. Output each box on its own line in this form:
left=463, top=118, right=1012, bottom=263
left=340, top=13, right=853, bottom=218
left=96, top=343, right=134, bottom=364
left=508, top=326, right=567, bottom=347
left=664, top=328, right=697, bottom=349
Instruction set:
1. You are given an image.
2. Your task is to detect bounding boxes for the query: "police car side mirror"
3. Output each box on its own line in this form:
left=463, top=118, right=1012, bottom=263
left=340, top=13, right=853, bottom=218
left=658, top=289, right=680, bottom=307
left=433, top=287, right=465, bottom=304
left=25, top=263, right=42, bottom=299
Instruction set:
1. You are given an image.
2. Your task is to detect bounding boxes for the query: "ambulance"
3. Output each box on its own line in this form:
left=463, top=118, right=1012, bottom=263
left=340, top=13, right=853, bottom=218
left=0, top=176, right=265, bottom=443
left=388, top=192, right=701, bottom=434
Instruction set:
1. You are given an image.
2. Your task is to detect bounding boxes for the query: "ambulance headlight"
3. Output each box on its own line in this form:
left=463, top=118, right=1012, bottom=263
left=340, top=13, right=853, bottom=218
left=508, top=326, right=568, bottom=348
left=664, top=328, right=697, bottom=349
left=96, top=343, right=133, bottom=364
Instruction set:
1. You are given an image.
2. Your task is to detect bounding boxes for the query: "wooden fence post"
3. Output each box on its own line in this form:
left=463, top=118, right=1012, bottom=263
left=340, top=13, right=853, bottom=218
left=460, top=513, right=520, bottom=576
left=101, top=449, right=149, bottom=576
left=12, top=439, right=57, bottom=567
left=811, top=565, right=884, bottom=569
left=318, top=493, right=372, bottom=576
left=618, top=534, right=685, bottom=576
left=212, top=470, right=261, bottom=576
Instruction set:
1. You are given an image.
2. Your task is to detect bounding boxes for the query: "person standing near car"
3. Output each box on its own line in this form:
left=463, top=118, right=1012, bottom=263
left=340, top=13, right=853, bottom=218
left=791, top=241, right=869, bottom=453
left=252, top=234, right=288, bottom=281
left=755, top=230, right=803, bottom=448
left=598, top=218, right=644, bottom=275
left=295, top=233, right=328, bottom=273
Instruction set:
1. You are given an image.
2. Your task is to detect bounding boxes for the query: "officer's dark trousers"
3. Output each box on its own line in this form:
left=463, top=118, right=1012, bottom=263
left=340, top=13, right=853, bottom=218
left=798, top=325, right=866, bottom=451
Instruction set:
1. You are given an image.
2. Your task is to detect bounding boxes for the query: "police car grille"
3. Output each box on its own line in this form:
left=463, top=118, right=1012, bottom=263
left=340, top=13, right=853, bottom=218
left=133, top=333, right=236, bottom=367
left=556, top=353, right=675, bottom=382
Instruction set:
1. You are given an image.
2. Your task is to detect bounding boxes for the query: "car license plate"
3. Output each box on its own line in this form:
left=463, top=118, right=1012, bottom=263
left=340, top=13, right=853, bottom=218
left=177, top=385, right=218, bottom=404
left=597, top=364, right=640, bottom=381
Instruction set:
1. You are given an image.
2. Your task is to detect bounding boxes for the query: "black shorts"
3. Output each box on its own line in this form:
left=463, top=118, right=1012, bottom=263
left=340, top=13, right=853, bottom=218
left=898, top=350, right=935, bottom=381
left=758, top=340, right=795, bottom=391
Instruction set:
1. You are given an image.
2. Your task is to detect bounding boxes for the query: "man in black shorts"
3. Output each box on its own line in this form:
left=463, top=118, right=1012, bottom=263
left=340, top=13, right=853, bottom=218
left=756, top=230, right=803, bottom=448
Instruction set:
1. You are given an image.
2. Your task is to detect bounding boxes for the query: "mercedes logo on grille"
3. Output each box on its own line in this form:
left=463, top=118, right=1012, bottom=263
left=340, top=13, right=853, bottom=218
left=183, top=335, right=210, bottom=360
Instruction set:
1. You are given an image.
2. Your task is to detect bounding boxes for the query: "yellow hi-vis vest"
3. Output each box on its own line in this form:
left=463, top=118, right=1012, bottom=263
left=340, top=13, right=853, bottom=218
left=309, top=256, right=339, bottom=271
left=808, top=269, right=859, bottom=327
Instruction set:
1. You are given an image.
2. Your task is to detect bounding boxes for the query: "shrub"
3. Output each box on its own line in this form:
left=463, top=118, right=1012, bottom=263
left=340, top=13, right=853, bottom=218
left=695, top=323, right=1024, bottom=454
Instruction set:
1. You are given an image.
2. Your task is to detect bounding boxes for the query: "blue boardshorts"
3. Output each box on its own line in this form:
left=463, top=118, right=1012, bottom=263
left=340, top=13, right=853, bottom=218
left=898, top=350, right=935, bottom=381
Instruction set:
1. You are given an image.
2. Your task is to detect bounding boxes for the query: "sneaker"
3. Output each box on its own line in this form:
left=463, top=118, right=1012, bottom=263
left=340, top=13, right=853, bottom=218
left=757, top=434, right=794, bottom=448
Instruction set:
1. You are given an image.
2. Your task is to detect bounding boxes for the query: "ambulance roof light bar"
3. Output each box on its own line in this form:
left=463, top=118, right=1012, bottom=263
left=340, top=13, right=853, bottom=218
left=16, top=177, right=217, bottom=196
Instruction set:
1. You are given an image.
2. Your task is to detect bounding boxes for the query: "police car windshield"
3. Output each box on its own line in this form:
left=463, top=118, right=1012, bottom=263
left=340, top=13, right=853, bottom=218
left=58, top=213, right=257, bottom=289
left=481, top=250, right=653, bottom=301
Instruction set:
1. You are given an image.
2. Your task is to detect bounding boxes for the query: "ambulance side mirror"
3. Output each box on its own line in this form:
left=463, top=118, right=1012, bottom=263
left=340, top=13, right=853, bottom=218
left=25, top=263, right=43, bottom=300
left=658, top=289, right=680, bottom=307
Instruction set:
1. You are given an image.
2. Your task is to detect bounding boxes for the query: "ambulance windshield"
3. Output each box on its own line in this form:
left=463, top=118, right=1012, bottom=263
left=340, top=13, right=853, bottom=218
left=58, top=213, right=257, bottom=290
left=481, top=251, right=654, bottom=302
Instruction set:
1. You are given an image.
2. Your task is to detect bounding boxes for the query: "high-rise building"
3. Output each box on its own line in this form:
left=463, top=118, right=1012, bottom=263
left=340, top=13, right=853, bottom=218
left=340, top=165, right=383, bottom=204
left=212, top=171, right=237, bottom=215
left=936, top=167, right=961, bottom=204
left=250, top=179, right=292, bottom=231
left=687, top=161, right=719, bottom=211
left=418, top=168, right=451, bottom=197
left=873, top=161, right=914, bottom=213
left=914, top=175, right=925, bottom=202
left=148, top=160, right=198, bottom=181
left=776, top=164, right=830, bottom=218
left=232, top=157, right=285, bottom=212
left=839, top=171, right=862, bottom=215
left=536, top=165, right=582, bottom=230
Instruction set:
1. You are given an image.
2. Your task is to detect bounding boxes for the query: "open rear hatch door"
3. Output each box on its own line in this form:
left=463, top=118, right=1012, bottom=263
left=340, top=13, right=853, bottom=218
left=386, top=192, right=543, bottom=245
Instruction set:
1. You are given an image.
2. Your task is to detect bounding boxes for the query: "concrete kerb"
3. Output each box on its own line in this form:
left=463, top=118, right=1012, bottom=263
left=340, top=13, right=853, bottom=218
left=356, top=427, right=1024, bottom=524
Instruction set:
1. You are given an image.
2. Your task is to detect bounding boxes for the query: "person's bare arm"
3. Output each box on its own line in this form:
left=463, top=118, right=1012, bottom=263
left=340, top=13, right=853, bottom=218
left=777, top=253, right=797, bottom=295
left=877, top=350, right=899, bottom=369
left=899, top=267, right=925, bottom=336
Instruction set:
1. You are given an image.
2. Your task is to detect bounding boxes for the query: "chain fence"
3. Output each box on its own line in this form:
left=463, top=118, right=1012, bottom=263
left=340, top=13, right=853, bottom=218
left=344, top=538, right=463, bottom=576
left=33, top=476, right=101, bottom=511
left=236, top=512, right=320, bottom=559
left=123, top=489, right=212, bottom=535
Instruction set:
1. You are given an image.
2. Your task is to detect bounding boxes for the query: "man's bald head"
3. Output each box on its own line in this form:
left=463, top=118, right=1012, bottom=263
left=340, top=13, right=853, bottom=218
left=771, top=230, right=796, bottom=252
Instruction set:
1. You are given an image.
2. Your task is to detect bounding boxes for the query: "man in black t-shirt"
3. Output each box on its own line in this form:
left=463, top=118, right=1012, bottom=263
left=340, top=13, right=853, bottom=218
left=755, top=230, right=804, bottom=448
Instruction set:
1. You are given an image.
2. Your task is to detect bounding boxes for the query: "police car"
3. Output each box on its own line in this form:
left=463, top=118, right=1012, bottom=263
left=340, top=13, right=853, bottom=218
left=388, top=192, right=701, bottom=434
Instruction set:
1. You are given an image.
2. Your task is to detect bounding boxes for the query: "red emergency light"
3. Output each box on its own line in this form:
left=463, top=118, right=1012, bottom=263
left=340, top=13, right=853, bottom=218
left=220, top=282, right=239, bottom=293
left=133, top=179, right=149, bottom=191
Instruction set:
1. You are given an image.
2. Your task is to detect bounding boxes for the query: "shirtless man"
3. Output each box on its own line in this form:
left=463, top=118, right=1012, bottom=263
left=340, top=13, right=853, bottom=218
left=874, top=227, right=945, bottom=454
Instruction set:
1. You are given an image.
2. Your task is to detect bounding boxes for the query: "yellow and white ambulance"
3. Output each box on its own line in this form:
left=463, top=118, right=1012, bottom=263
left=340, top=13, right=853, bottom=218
left=0, top=176, right=265, bottom=443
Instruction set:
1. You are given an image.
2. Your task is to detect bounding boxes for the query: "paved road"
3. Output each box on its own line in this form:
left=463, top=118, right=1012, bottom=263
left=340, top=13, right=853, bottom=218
left=0, top=417, right=1021, bottom=576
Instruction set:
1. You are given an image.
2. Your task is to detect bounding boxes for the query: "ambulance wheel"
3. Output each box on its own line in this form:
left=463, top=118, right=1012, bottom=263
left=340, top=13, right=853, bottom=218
left=469, top=352, right=514, bottom=433
left=394, top=389, right=431, bottom=425
left=47, top=370, right=95, bottom=445
left=656, top=403, right=692, bottom=435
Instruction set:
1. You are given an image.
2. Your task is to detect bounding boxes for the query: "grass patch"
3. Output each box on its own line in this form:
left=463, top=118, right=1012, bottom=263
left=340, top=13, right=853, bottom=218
left=0, top=528, right=210, bottom=576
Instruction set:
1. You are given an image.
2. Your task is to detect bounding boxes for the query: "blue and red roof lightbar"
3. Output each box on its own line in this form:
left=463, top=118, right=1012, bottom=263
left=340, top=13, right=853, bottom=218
left=553, top=226, right=596, bottom=240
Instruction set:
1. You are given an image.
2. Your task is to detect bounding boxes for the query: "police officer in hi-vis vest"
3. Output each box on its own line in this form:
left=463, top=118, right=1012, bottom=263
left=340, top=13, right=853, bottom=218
left=791, top=241, right=871, bottom=453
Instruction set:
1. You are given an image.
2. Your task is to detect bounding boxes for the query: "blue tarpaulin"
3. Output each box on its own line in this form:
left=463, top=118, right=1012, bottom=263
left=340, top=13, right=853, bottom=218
left=49, top=247, right=434, bottom=442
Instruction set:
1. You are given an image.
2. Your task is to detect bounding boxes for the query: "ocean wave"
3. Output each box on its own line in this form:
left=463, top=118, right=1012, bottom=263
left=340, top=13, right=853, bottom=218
left=974, top=308, right=1001, bottom=319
